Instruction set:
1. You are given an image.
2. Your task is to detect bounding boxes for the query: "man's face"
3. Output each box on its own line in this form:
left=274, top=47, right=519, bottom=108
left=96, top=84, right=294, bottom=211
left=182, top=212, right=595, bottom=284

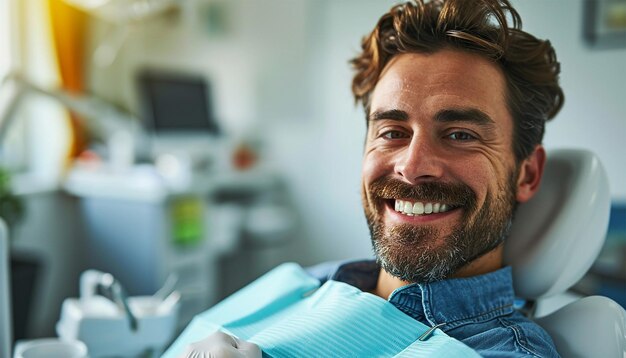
left=362, top=50, right=522, bottom=283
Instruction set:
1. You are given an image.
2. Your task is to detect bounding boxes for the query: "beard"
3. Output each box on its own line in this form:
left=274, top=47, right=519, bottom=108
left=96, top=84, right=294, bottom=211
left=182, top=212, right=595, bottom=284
left=363, top=174, right=518, bottom=283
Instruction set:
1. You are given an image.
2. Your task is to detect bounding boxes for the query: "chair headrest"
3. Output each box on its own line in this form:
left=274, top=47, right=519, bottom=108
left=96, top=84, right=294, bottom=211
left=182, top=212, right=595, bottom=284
left=504, top=149, right=611, bottom=300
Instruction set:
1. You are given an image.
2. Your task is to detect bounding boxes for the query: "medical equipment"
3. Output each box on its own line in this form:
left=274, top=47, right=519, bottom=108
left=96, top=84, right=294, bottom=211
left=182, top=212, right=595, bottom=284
left=63, top=0, right=183, bottom=67
left=0, top=72, right=142, bottom=171
left=79, top=270, right=139, bottom=331
left=56, top=269, right=180, bottom=357
left=137, top=70, right=219, bottom=136
left=153, top=273, right=179, bottom=301
left=63, top=0, right=180, bottom=23
left=504, top=149, right=626, bottom=357
left=13, top=338, right=87, bottom=358
left=63, top=164, right=292, bottom=331
left=137, top=70, right=224, bottom=176
left=0, top=219, right=11, bottom=358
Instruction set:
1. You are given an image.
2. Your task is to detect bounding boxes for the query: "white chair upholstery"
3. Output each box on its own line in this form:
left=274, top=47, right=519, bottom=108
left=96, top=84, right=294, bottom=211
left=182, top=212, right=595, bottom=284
left=504, top=149, right=626, bottom=358
left=535, top=295, right=626, bottom=358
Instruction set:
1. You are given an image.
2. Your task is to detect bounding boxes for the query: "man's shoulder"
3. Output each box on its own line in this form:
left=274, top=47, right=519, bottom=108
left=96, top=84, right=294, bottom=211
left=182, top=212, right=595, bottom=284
left=305, top=259, right=379, bottom=286
left=450, top=310, right=560, bottom=358
left=305, top=260, right=347, bottom=283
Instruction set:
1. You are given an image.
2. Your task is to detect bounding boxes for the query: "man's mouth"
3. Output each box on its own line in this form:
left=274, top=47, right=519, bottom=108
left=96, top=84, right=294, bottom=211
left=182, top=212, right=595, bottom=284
left=392, top=199, right=454, bottom=217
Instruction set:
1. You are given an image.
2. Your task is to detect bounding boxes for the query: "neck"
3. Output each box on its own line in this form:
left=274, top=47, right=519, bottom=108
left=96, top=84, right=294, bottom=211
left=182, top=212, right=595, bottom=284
left=452, top=244, right=504, bottom=279
left=372, top=244, right=504, bottom=300
left=372, top=269, right=409, bottom=300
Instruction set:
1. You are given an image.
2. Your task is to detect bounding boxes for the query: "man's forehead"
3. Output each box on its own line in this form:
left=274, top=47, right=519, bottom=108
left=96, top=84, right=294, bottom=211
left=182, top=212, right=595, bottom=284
left=369, top=50, right=509, bottom=123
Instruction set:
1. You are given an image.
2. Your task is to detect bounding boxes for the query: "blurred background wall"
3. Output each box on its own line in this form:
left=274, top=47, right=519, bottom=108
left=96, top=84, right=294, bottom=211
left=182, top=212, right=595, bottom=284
left=1, top=0, right=624, bottom=341
left=89, top=0, right=626, bottom=266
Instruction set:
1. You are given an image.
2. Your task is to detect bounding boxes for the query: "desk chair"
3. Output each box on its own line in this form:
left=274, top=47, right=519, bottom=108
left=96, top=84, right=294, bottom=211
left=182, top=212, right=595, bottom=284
left=504, top=149, right=626, bottom=357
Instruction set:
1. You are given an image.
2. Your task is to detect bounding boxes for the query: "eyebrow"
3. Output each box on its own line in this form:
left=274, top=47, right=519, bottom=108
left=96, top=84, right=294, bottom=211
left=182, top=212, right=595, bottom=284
left=368, top=108, right=496, bottom=127
left=435, top=108, right=495, bottom=127
left=368, top=109, right=409, bottom=122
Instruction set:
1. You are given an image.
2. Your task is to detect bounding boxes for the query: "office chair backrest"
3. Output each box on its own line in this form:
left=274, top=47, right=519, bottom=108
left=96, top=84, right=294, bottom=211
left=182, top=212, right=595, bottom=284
left=504, top=148, right=611, bottom=299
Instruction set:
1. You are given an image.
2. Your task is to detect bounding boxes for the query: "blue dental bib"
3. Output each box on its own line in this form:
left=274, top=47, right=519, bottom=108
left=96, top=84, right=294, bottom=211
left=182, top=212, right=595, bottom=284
left=162, top=263, right=479, bottom=357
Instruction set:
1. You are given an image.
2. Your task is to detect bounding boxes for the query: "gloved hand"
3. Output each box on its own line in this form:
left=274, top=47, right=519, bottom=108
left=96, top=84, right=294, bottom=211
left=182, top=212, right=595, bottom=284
left=177, top=331, right=262, bottom=358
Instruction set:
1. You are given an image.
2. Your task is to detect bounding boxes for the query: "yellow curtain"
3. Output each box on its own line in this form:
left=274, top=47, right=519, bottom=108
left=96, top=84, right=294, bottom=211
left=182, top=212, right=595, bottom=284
left=47, top=0, right=88, bottom=161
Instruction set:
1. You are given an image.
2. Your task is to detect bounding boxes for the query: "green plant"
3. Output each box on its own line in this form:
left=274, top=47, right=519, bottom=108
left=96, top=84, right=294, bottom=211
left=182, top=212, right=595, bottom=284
left=0, top=167, right=24, bottom=231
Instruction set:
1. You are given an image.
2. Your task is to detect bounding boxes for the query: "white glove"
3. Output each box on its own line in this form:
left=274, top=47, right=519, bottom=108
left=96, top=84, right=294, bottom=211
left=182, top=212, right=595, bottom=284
left=178, top=331, right=262, bottom=358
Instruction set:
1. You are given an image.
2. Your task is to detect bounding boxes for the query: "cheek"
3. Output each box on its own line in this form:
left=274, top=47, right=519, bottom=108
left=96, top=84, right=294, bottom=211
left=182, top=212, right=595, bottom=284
left=361, top=158, right=376, bottom=204
left=361, top=151, right=391, bottom=208
left=452, top=157, right=504, bottom=203
left=361, top=157, right=377, bottom=185
left=362, top=149, right=394, bottom=184
left=360, top=181, right=369, bottom=208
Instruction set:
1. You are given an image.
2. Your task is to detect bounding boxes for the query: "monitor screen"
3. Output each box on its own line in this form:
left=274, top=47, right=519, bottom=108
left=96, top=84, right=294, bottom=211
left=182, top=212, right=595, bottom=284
left=137, top=70, right=220, bottom=134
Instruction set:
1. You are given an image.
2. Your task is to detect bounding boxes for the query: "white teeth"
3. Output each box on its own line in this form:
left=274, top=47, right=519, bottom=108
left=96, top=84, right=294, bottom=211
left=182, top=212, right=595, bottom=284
left=394, top=200, right=451, bottom=216
left=403, top=202, right=412, bottom=214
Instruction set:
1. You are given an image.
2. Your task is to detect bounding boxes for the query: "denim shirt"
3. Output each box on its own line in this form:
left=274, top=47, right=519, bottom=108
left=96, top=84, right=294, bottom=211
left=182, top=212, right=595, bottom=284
left=308, top=260, right=560, bottom=358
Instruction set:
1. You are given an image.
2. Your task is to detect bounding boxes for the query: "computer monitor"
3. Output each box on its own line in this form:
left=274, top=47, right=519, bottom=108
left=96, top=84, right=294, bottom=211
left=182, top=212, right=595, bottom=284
left=137, top=70, right=220, bottom=135
left=136, top=70, right=223, bottom=166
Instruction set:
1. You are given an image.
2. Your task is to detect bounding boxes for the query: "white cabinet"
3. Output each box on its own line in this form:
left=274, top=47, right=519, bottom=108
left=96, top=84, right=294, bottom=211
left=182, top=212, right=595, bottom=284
left=65, top=164, right=289, bottom=329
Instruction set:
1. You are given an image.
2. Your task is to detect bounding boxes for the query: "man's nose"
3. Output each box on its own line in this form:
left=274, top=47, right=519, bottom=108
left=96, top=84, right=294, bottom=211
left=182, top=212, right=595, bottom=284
left=394, top=135, right=444, bottom=184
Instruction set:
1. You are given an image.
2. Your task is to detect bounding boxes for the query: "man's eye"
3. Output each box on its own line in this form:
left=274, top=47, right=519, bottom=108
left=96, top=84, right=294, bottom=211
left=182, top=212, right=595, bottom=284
left=382, top=131, right=408, bottom=139
left=447, top=131, right=476, bottom=141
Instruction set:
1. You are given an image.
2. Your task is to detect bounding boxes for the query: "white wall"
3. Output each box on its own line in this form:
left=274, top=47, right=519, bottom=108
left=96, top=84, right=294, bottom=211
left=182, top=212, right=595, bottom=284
left=0, top=0, right=11, bottom=75
left=89, top=0, right=313, bottom=136
left=512, top=0, right=626, bottom=200
left=262, top=1, right=395, bottom=264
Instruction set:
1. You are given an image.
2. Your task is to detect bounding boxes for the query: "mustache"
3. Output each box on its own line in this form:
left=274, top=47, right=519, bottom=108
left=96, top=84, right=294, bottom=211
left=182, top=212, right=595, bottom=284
left=368, top=177, right=476, bottom=207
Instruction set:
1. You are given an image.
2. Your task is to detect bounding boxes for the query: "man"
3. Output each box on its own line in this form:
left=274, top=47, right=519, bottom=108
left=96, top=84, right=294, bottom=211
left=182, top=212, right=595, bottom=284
left=180, top=0, right=563, bottom=356
left=318, top=0, right=562, bottom=355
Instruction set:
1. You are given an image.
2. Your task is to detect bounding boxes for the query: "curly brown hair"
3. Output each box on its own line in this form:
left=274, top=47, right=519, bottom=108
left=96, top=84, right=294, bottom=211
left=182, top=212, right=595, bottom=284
left=351, top=0, right=564, bottom=161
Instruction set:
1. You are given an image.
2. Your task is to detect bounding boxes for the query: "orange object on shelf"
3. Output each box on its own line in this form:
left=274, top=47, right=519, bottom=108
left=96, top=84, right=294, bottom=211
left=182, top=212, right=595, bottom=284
left=232, top=143, right=257, bottom=170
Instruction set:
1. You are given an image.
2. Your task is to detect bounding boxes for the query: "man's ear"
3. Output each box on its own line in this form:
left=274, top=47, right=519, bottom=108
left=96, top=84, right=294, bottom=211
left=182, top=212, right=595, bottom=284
left=516, top=145, right=546, bottom=203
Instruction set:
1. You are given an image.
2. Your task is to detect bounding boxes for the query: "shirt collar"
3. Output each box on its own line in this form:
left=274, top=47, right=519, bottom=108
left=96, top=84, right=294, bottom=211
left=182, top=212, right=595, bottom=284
left=330, top=259, right=380, bottom=292
left=330, top=260, right=515, bottom=330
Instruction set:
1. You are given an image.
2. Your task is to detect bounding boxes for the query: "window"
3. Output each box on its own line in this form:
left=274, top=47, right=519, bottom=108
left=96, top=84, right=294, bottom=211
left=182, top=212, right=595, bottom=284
left=0, top=0, right=12, bottom=78
left=0, top=0, right=27, bottom=172
left=0, top=0, right=71, bottom=187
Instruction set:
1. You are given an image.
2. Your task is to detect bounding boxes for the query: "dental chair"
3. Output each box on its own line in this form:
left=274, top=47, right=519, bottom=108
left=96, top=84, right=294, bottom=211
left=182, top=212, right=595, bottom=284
left=1, top=219, right=10, bottom=358
left=504, top=149, right=626, bottom=357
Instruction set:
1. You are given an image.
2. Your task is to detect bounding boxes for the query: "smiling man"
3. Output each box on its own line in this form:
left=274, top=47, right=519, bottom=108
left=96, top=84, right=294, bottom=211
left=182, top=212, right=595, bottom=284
left=176, top=0, right=565, bottom=357
left=363, top=51, right=524, bottom=292
left=348, top=48, right=557, bottom=356
left=332, top=0, right=563, bottom=355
